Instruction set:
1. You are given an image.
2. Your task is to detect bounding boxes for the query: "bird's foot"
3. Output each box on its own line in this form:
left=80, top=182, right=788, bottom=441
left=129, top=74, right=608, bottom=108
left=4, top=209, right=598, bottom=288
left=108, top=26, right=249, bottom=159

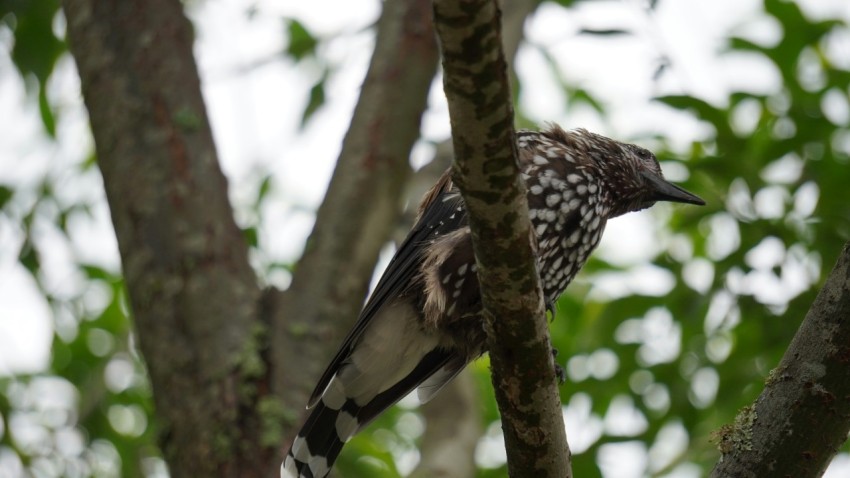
left=551, top=346, right=566, bottom=384
left=545, top=300, right=558, bottom=321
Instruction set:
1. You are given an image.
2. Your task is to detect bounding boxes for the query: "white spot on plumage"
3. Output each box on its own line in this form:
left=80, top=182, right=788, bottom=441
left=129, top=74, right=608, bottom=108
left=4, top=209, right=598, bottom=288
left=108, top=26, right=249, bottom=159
left=282, top=456, right=297, bottom=478
left=567, top=174, right=581, bottom=184
left=336, top=411, right=359, bottom=442
left=321, top=379, right=346, bottom=410
left=308, top=456, right=330, bottom=478
left=546, top=194, right=560, bottom=207
left=291, top=436, right=311, bottom=462
left=533, top=154, right=549, bottom=165
left=588, top=183, right=598, bottom=194
left=536, top=223, right=548, bottom=236
left=551, top=177, right=565, bottom=189
left=458, top=263, right=468, bottom=276
left=530, top=184, right=543, bottom=195
left=544, top=210, right=557, bottom=222
left=577, top=184, right=587, bottom=195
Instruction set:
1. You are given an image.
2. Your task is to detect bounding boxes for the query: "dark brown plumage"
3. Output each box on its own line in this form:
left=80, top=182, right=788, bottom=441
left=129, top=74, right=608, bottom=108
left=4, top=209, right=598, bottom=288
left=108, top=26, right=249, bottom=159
left=282, top=125, right=704, bottom=478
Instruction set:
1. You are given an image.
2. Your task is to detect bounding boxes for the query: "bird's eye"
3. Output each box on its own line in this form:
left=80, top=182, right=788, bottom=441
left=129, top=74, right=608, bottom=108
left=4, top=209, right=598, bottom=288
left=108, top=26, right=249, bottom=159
left=632, top=146, right=657, bottom=166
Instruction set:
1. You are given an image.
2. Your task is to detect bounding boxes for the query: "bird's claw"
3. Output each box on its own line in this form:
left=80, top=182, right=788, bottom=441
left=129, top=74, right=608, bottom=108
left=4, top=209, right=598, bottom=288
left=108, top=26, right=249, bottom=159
left=545, top=300, right=557, bottom=321
left=551, top=346, right=566, bottom=384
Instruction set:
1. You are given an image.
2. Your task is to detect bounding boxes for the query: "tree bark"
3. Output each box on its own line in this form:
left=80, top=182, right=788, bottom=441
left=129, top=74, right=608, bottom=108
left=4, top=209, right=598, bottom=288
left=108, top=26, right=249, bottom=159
left=432, top=0, right=572, bottom=477
left=408, top=1, right=541, bottom=476
left=710, top=241, right=850, bottom=477
left=63, top=0, right=270, bottom=475
left=270, top=0, right=439, bottom=441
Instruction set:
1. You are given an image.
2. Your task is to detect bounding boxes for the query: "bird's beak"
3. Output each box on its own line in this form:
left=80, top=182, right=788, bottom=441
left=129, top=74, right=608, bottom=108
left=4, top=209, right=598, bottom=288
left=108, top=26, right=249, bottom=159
left=641, top=171, right=705, bottom=205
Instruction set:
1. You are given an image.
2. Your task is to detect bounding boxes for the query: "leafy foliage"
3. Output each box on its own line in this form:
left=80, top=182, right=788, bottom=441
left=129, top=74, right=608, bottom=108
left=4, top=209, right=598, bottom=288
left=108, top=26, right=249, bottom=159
left=1, top=0, right=65, bottom=136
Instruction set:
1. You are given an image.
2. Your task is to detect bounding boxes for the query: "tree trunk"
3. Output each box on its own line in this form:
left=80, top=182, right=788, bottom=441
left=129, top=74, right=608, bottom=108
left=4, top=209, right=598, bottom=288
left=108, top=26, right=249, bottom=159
left=63, top=0, right=271, bottom=475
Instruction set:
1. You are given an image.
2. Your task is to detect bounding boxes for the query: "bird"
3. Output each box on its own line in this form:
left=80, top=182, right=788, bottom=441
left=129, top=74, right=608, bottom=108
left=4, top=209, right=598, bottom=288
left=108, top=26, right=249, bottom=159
left=281, top=124, right=704, bottom=478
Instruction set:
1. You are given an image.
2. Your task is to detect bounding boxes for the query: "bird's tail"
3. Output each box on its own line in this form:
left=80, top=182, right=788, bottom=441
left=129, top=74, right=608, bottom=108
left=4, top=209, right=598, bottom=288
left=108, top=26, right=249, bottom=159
left=281, top=348, right=459, bottom=478
left=281, top=398, right=356, bottom=478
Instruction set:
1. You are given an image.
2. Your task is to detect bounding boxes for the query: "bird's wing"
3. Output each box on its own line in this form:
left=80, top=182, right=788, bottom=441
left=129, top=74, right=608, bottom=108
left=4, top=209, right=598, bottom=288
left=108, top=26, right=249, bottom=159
left=307, top=170, right=468, bottom=407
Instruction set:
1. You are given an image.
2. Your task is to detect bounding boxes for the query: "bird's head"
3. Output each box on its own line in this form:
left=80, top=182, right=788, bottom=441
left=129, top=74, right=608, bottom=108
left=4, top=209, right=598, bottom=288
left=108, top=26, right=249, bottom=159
left=573, top=130, right=705, bottom=217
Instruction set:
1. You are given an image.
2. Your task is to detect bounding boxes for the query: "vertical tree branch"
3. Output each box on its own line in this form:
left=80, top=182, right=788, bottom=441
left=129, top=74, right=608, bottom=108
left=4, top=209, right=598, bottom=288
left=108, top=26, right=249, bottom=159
left=432, top=0, right=571, bottom=476
left=710, top=241, right=850, bottom=478
left=64, top=0, right=267, bottom=475
left=410, top=2, right=540, bottom=476
left=271, top=0, right=439, bottom=429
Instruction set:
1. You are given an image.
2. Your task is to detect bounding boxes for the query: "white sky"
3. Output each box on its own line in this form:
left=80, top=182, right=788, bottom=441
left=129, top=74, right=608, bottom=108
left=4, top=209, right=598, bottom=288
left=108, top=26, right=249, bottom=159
left=0, top=0, right=849, bottom=475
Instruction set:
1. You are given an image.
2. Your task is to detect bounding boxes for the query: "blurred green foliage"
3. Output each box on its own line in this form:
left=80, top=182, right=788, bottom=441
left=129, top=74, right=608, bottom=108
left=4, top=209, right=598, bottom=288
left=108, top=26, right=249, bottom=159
left=0, top=0, right=848, bottom=476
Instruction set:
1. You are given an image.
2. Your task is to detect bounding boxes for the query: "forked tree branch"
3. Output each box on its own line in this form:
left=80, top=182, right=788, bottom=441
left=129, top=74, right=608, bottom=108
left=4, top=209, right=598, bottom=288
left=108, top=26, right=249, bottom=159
left=710, top=241, right=850, bottom=477
left=432, top=0, right=572, bottom=476
left=271, top=0, right=439, bottom=433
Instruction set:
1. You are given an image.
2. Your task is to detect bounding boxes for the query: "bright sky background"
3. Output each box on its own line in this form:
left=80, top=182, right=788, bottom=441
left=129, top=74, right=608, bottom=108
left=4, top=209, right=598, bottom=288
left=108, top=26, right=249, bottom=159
left=0, top=0, right=849, bottom=476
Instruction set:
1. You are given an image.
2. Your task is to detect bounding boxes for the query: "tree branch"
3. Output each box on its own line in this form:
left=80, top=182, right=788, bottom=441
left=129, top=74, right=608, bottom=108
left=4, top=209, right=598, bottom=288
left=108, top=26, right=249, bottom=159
left=710, top=241, right=850, bottom=477
left=64, top=0, right=268, bottom=475
left=271, top=0, right=439, bottom=431
left=396, top=0, right=538, bottom=240
left=407, top=2, right=540, bottom=475
left=432, top=0, right=571, bottom=476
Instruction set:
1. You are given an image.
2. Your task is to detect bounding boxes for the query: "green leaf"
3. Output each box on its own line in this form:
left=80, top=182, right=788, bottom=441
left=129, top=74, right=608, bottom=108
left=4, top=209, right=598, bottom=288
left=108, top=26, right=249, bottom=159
left=655, top=95, right=735, bottom=140
left=7, top=0, right=65, bottom=135
left=0, top=185, right=13, bottom=209
left=286, top=19, right=318, bottom=61
left=257, top=174, right=273, bottom=204
left=38, top=84, right=56, bottom=137
left=242, top=226, right=259, bottom=248
left=301, top=73, right=327, bottom=127
left=569, top=87, right=605, bottom=114
left=9, top=0, right=65, bottom=83
left=18, top=239, right=39, bottom=274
